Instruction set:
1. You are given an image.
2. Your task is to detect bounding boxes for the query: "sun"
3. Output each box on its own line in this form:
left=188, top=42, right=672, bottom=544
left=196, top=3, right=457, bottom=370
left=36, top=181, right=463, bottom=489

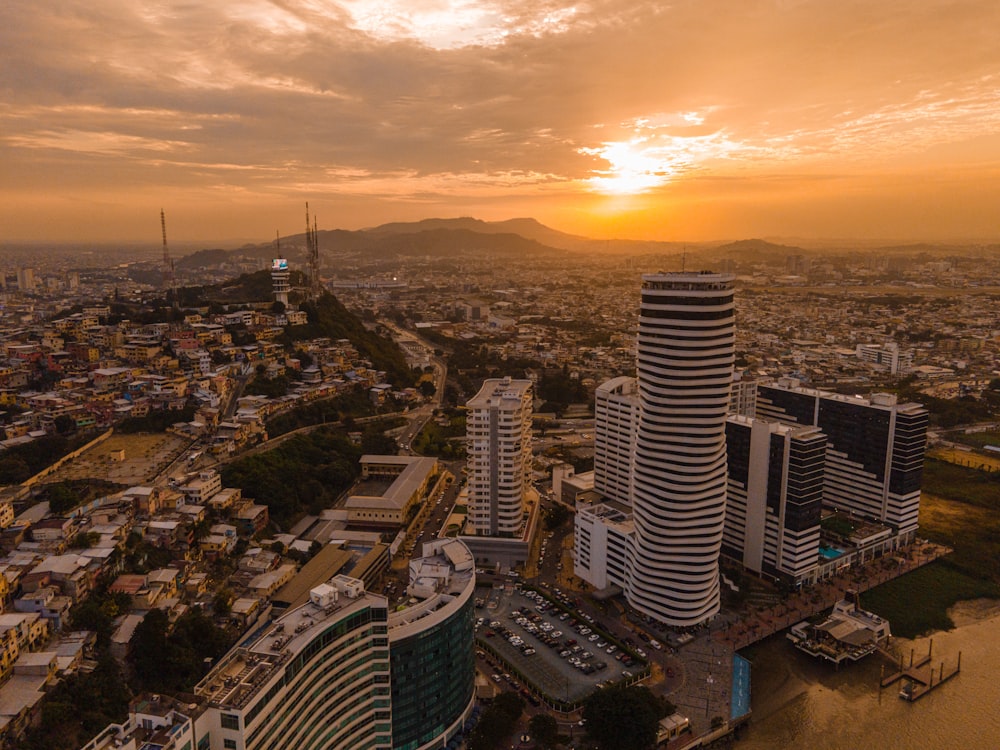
left=579, top=119, right=749, bottom=195
left=580, top=139, right=675, bottom=195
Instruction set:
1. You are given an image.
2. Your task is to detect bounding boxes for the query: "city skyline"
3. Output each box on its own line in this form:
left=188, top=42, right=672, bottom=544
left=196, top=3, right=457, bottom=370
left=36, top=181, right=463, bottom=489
left=3, top=1, right=1000, bottom=244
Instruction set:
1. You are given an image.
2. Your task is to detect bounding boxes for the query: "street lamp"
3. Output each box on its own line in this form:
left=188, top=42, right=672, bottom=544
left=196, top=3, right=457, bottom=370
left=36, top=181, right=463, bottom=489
left=706, top=674, right=714, bottom=717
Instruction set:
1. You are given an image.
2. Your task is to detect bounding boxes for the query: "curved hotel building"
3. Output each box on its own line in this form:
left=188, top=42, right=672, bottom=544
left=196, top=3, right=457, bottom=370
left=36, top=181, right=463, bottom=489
left=626, top=272, right=735, bottom=626
left=83, top=542, right=476, bottom=750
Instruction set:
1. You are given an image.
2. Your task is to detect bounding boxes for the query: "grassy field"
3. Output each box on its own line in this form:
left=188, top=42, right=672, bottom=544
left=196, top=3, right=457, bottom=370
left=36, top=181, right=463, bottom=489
left=928, top=446, right=1000, bottom=472
left=862, top=562, right=1000, bottom=638
left=862, top=458, right=1000, bottom=637
left=49, top=432, right=190, bottom=484
left=922, top=457, right=1000, bottom=506
left=946, top=430, right=1000, bottom=451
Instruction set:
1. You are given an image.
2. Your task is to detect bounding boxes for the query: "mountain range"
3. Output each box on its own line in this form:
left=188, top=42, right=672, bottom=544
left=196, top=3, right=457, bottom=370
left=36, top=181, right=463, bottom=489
left=175, top=217, right=698, bottom=270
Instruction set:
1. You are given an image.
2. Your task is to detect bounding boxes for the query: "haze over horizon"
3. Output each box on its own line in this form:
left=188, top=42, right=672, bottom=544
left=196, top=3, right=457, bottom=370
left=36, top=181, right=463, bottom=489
left=3, top=1, right=1000, bottom=245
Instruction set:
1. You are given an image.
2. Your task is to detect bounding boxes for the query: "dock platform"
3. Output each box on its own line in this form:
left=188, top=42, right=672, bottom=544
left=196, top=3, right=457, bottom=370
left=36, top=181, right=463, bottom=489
left=878, top=640, right=961, bottom=702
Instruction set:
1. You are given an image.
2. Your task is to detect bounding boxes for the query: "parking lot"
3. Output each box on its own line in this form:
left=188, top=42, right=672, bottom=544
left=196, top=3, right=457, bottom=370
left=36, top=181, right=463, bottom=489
left=476, top=585, right=645, bottom=703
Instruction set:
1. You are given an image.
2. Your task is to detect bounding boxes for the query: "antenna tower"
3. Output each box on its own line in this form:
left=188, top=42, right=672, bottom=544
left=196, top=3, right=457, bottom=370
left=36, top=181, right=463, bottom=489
left=160, top=209, right=177, bottom=305
left=305, top=202, right=321, bottom=301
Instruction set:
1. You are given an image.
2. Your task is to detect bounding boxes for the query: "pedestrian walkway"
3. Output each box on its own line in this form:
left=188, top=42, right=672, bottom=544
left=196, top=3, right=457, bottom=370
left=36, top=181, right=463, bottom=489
left=715, top=542, right=950, bottom=650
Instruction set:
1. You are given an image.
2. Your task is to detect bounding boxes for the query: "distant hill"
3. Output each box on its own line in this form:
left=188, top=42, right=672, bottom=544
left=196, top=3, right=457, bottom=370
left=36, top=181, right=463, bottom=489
left=364, top=216, right=592, bottom=251
left=174, top=247, right=236, bottom=269
left=343, top=227, right=564, bottom=258
left=173, top=215, right=756, bottom=272
left=711, top=238, right=808, bottom=258
left=176, top=221, right=573, bottom=270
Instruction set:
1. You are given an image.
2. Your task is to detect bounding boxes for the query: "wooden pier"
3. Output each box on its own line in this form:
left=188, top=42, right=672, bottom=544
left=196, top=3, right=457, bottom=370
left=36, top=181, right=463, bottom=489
left=878, top=639, right=961, bottom=702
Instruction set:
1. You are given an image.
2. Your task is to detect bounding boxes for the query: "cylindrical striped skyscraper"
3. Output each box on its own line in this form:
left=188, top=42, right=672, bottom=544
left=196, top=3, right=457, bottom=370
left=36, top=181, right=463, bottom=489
left=625, top=271, right=736, bottom=626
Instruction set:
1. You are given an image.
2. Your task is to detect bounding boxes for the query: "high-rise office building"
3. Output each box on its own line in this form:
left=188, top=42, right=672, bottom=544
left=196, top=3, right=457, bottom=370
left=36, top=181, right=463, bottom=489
left=466, top=377, right=533, bottom=537
left=625, top=271, right=736, bottom=626
left=593, top=376, right=639, bottom=506
left=724, top=416, right=826, bottom=584
left=756, top=378, right=928, bottom=534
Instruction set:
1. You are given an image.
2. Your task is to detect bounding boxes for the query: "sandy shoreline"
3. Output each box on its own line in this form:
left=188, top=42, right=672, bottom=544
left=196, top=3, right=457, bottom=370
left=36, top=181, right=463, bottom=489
left=946, top=597, right=1000, bottom=628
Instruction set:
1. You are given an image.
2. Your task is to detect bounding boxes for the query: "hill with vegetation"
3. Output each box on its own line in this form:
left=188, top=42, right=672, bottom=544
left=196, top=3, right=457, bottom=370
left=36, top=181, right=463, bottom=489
left=220, top=424, right=396, bottom=530
left=174, top=269, right=308, bottom=307
left=287, top=293, right=414, bottom=384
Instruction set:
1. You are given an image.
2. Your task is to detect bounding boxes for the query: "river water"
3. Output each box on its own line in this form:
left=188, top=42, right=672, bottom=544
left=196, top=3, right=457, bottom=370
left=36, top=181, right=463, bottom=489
left=737, top=600, right=1000, bottom=750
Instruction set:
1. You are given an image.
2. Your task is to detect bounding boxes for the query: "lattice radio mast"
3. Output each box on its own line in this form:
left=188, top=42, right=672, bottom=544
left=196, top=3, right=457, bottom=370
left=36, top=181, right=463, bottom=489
left=160, top=209, right=177, bottom=306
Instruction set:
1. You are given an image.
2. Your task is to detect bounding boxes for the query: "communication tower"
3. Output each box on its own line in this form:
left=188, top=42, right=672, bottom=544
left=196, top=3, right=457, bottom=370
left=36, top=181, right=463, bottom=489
left=305, top=202, right=321, bottom=301
left=160, top=209, right=177, bottom=305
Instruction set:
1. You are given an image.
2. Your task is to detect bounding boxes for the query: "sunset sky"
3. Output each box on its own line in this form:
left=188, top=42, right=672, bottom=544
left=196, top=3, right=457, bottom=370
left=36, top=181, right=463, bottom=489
left=3, top=0, right=1000, bottom=244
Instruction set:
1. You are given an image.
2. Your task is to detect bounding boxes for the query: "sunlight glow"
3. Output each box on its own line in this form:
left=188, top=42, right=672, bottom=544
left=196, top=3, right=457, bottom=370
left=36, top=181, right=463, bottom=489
left=337, top=1, right=579, bottom=49
left=579, top=120, right=751, bottom=195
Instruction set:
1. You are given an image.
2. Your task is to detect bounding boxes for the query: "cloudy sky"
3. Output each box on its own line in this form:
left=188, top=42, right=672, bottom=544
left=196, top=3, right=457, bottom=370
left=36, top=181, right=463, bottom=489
left=3, top=0, right=1000, bottom=244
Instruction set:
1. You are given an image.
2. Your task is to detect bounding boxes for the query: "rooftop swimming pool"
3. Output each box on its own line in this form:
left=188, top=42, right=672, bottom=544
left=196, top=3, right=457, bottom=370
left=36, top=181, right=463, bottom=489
left=819, top=545, right=845, bottom=560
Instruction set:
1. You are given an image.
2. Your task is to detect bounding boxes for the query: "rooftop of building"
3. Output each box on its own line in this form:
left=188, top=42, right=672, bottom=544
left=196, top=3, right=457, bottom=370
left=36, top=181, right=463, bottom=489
left=763, top=377, right=927, bottom=413
left=641, top=271, right=735, bottom=289
left=578, top=500, right=635, bottom=533
left=390, top=539, right=475, bottom=634
left=196, top=575, right=385, bottom=711
left=346, top=455, right=438, bottom=512
left=466, top=376, right=532, bottom=408
left=270, top=544, right=355, bottom=610
left=726, top=413, right=826, bottom=440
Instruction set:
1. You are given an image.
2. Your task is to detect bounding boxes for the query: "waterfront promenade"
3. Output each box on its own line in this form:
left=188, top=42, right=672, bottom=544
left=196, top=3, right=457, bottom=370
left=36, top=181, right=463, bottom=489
left=715, top=541, right=950, bottom=651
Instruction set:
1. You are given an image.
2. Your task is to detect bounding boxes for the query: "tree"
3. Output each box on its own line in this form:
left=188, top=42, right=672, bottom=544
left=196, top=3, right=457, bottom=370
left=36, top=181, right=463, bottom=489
left=418, top=380, right=437, bottom=398
left=468, top=692, right=524, bottom=750
left=582, top=685, right=666, bottom=750
left=213, top=588, right=234, bottom=617
left=492, top=691, right=525, bottom=718
left=54, top=414, right=78, bottom=435
left=129, top=609, right=173, bottom=690
left=529, top=714, right=559, bottom=748
left=543, top=503, right=570, bottom=531
left=210, top=348, right=233, bottom=366
left=129, top=609, right=235, bottom=693
left=70, top=531, right=100, bottom=549
left=295, top=348, right=314, bottom=368
left=0, top=455, right=31, bottom=484
left=48, top=483, right=79, bottom=514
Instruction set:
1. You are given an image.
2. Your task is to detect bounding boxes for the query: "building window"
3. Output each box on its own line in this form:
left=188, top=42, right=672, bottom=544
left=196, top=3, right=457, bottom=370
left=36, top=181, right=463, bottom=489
left=221, top=713, right=240, bottom=730
left=224, top=740, right=238, bottom=750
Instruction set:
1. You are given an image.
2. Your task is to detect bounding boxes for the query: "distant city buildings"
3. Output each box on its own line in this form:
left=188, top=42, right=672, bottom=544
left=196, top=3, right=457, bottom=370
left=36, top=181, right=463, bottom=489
left=593, top=376, right=638, bottom=506
left=16, top=268, right=34, bottom=293
left=855, top=342, right=911, bottom=375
